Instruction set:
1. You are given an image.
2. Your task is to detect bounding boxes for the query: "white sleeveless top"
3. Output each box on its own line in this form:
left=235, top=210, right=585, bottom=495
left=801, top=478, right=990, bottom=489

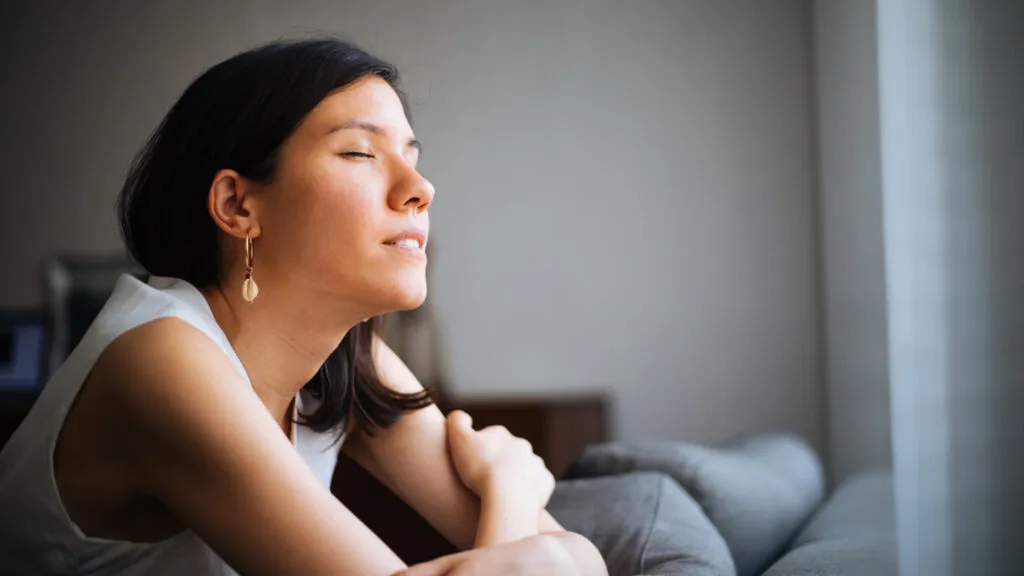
left=0, top=274, right=341, bottom=575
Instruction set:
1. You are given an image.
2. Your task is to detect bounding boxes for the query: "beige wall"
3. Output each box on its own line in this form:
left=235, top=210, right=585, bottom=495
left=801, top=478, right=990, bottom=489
left=0, top=0, right=823, bottom=449
left=812, top=0, right=892, bottom=483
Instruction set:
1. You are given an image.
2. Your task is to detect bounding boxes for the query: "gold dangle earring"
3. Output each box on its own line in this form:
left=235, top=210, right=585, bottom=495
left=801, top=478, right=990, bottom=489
left=242, top=232, right=259, bottom=303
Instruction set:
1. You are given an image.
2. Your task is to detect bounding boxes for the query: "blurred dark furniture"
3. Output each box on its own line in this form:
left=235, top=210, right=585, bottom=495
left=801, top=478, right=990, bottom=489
left=0, top=308, right=49, bottom=393
left=330, top=394, right=609, bottom=565
left=0, top=255, right=142, bottom=448
left=0, top=395, right=38, bottom=453
left=0, top=308, right=50, bottom=450
left=42, top=254, right=144, bottom=376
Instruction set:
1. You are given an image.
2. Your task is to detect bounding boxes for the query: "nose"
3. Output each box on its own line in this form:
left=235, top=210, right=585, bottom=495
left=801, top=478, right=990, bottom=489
left=388, top=161, right=434, bottom=214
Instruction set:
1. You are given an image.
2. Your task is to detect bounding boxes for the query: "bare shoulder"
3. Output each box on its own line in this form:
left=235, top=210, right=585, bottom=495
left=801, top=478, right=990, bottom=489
left=88, top=315, right=321, bottom=505
left=95, top=315, right=242, bottom=399
left=53, top=317, right=253, bottom=539
left=93, top=316, right=249, bottom=429
left=83, top=316, right=405, bottom=574
left=88, top=317, right=254, bottom=463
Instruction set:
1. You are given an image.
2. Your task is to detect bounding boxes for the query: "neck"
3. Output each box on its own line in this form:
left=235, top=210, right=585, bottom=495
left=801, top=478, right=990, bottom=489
left=200, top=275, right=370, bottom=427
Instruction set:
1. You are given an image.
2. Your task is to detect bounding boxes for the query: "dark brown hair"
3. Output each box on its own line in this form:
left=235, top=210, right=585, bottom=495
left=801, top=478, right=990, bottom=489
left=117, top=38, right=433, bottom=439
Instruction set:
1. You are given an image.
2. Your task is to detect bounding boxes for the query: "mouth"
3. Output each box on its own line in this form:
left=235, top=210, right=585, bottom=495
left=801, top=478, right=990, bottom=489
left=382, top=229, right=427, bottom=259
left=383, top=237, right=424, bottom=249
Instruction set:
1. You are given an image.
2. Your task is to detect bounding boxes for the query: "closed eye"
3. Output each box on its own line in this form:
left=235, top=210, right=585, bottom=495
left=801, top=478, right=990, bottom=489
left=340, top=152, right=375, bottom=159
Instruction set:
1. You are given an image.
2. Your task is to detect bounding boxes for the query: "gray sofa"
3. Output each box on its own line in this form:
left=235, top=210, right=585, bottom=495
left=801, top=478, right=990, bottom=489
left=547, top=434, right=897, bottom=576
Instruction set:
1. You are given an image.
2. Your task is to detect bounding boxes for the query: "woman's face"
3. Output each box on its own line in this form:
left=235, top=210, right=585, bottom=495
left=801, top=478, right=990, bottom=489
left=253, top=76, right=433, bottom=317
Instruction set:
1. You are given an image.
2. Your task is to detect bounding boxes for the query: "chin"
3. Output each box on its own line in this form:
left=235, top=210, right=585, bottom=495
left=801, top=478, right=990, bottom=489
left=380, top=277, right=428, bottom=312
left=393, top=286, right=428, bottom=311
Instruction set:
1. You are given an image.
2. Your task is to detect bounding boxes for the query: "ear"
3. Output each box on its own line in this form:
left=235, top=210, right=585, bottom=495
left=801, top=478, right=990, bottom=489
left=208, top=169, right=261, bottom=240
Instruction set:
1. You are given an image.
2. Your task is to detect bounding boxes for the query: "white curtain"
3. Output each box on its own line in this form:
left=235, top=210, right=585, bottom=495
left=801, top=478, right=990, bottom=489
left=877, top=1, right=1024, bottom=574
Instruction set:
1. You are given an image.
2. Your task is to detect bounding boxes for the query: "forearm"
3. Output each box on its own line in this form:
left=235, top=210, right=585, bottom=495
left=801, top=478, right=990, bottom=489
left=473, top=491, right=539, bottom=548
left=541, top=512, right=607, bottom=575
left=476, top=501, right=605, bottom=575
left=397, top=532, right=606, bottom=576
left=549, top=531, right=609, bottom=576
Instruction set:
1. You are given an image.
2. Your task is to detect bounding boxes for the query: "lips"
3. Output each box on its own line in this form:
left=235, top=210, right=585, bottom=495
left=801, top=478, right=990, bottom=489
left=383, top=228, right=427, bottom=250
left=387, top=238, right=421, bottom=249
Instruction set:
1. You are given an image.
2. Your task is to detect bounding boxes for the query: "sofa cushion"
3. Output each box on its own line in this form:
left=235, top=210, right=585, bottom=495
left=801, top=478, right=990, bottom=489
left=565, top=434, right=824, bottom=576
left=549, top=472, right=735, bottom=576
left=762, top=470, right=897, bottom=576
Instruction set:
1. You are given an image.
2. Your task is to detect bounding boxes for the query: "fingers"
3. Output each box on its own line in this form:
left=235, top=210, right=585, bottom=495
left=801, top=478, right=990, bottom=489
left=477, top=425, right=514, bottom=443
left=446, top=410, right=473, bottom=431
left=537, top=466, right=556, bottom=507
left=447, top=415, right=530, bottom=453
left=445, top=411, right=553, bottom=505
left=515, top=436, right=533, bottom=454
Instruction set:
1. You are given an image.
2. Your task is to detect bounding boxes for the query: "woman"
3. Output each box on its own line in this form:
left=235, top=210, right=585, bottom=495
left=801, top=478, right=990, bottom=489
left=0, top=38, right=606, bottom=575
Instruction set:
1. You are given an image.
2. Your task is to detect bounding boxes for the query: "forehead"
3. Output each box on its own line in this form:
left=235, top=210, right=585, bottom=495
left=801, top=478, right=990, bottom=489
left=302, top=76, right=412, bottom=136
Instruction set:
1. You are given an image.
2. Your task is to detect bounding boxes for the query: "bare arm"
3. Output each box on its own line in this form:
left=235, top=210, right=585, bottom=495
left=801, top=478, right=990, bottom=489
left=344, top=338, right=546, bottom=547
left=397, top=531, right=607, bottom=576
left=344, top=337, right=605, bottom=572
left=98, top=319, right=408, bottom=575
left=341, top=338, right=482, bottom=548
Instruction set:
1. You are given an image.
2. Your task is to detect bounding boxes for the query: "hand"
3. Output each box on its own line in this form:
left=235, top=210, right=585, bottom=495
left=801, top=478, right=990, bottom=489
left=393, top=534, right=579, bottom=576
left=446, top=410, right=555, bottom=509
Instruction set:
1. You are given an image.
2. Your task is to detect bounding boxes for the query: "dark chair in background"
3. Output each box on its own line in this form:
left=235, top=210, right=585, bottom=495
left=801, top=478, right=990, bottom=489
left=41, top=254, right=144, bottom=376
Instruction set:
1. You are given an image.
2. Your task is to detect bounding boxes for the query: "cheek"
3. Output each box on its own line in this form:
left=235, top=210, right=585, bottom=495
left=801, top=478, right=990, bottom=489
left=294, top=171, right=380, bottom=261
left=264, top=152, right=387, bottom=274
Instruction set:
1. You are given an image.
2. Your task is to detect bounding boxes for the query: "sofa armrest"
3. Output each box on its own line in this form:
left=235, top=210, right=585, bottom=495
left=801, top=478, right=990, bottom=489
left=762, top=470, right=897, bottom=576
left=566, top=433, right=824, bottom=576
left=550, top=472, right=735, bottom=576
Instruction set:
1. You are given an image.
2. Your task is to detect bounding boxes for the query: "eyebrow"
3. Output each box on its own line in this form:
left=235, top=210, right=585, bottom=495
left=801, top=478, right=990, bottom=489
left=326, top=119, right=421, bottom=153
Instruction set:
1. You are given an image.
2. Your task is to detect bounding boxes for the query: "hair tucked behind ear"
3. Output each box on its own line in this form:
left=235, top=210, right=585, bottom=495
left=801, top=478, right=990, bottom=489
left=117, top=38, right=434, bottom=439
